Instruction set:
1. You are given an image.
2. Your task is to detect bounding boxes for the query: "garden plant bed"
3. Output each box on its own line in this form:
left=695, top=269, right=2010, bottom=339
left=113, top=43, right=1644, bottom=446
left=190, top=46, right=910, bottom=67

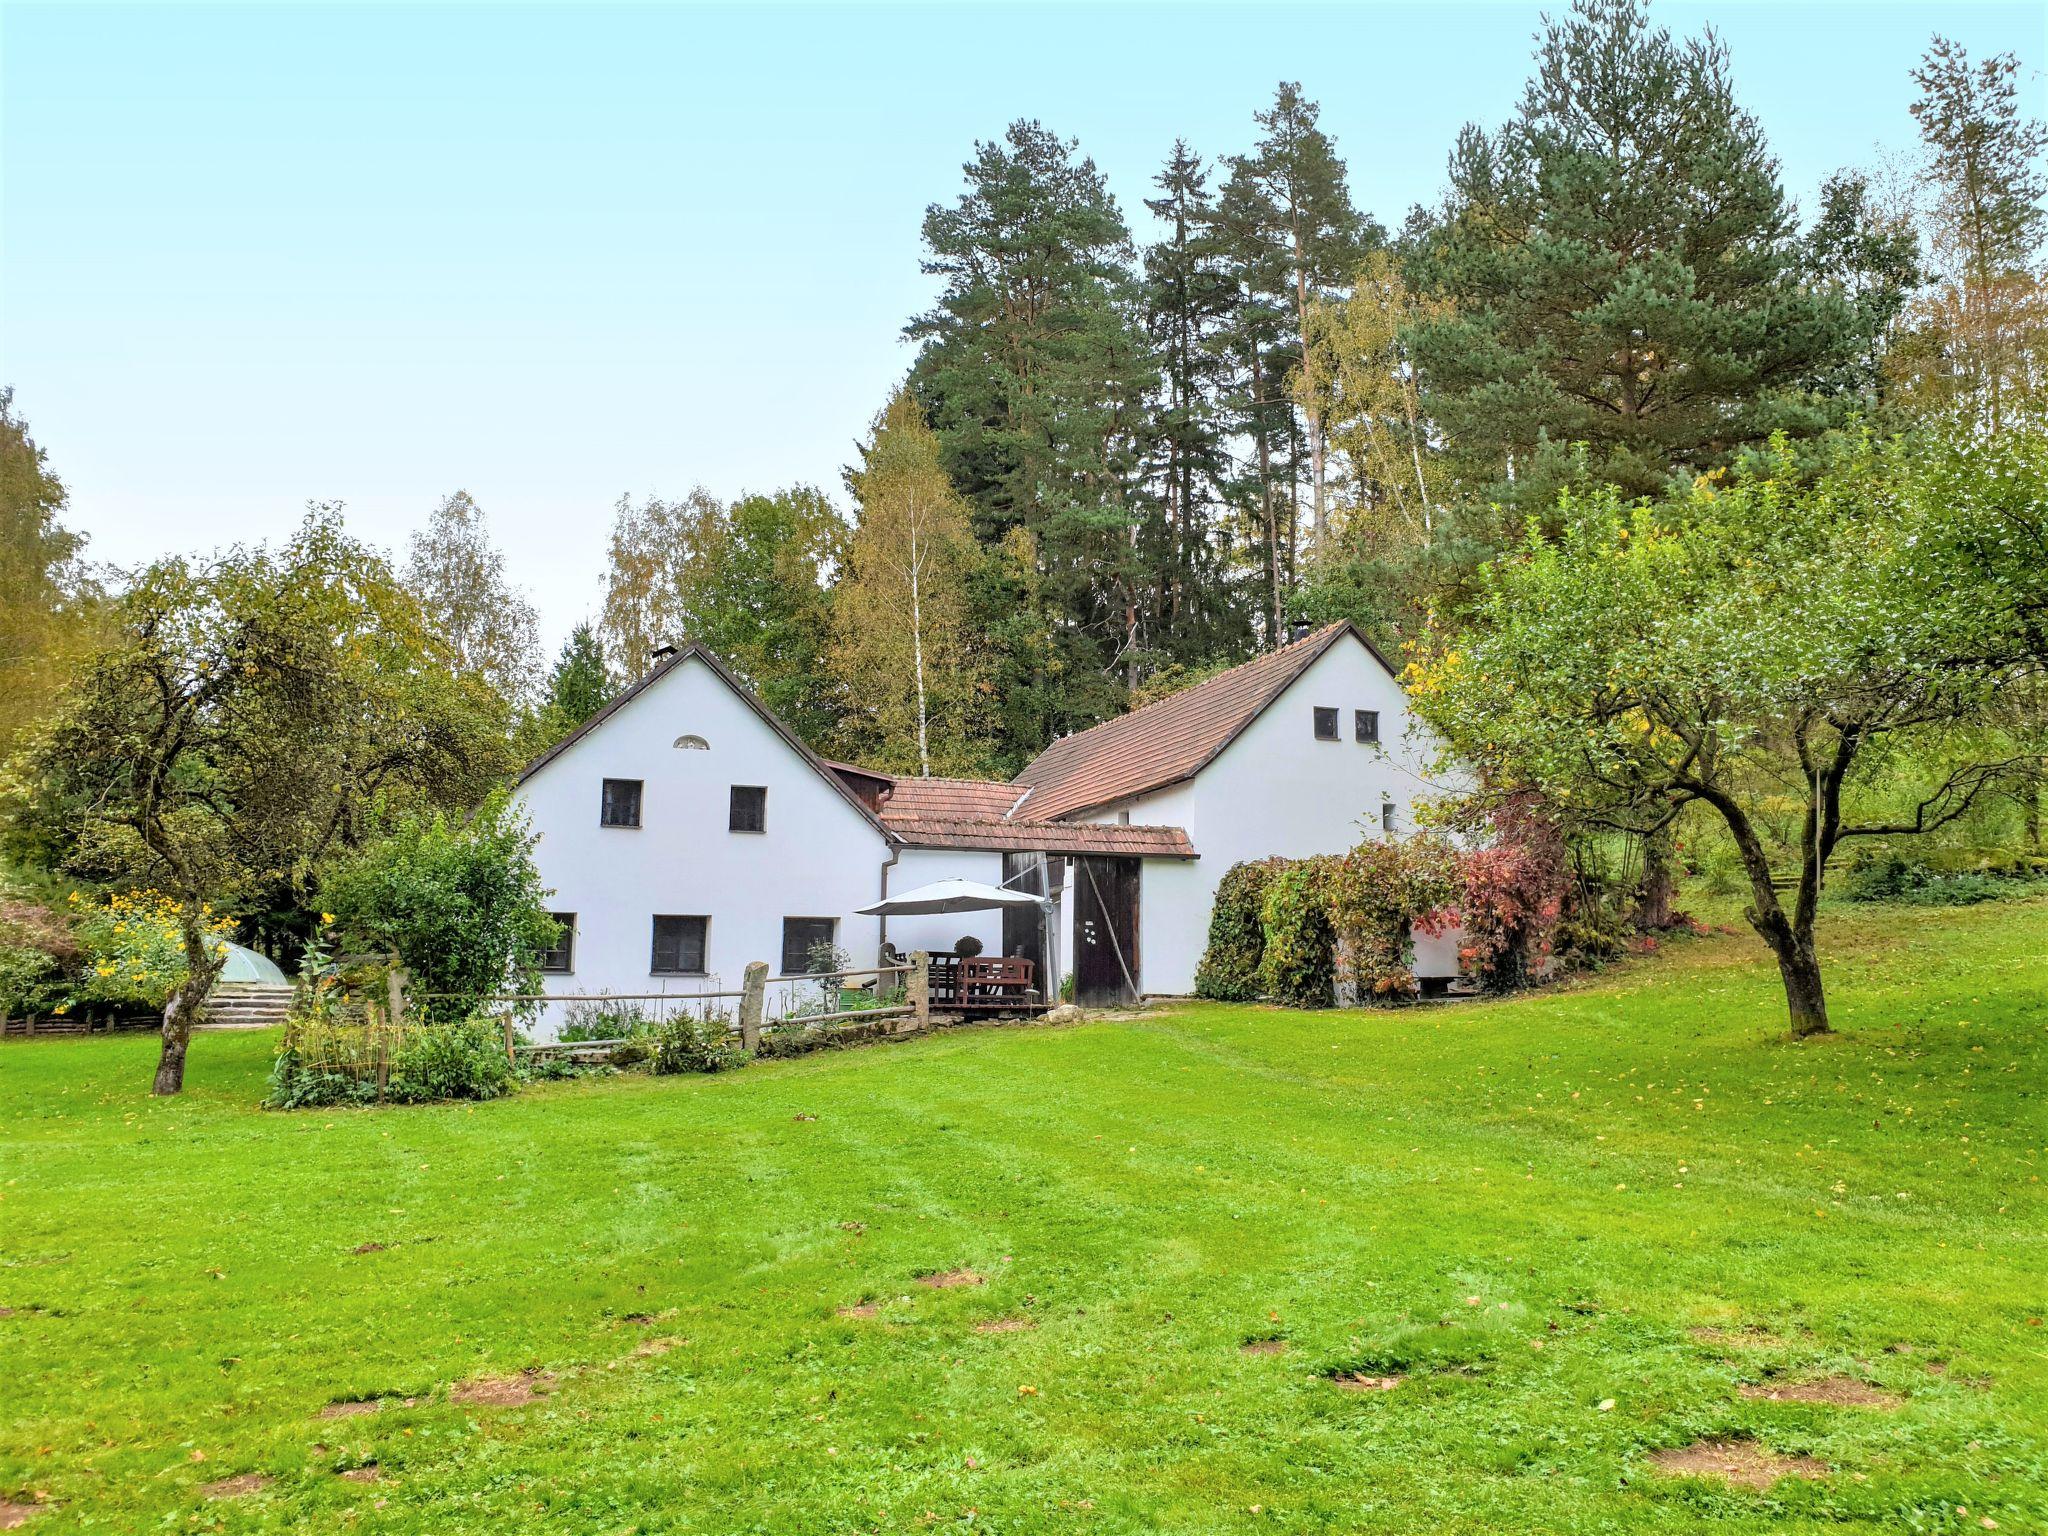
left=0, top=900, right=2041, bottom=1532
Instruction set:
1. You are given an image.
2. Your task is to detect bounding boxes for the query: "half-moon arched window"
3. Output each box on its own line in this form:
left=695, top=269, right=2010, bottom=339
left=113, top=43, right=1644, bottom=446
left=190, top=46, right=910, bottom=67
left=673, top=734, right=709, bottom=750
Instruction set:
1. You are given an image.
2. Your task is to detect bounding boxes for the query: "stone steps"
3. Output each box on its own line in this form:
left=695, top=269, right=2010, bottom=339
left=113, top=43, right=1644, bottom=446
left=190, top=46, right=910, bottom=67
left=201, top=983, right=295, bottom=1031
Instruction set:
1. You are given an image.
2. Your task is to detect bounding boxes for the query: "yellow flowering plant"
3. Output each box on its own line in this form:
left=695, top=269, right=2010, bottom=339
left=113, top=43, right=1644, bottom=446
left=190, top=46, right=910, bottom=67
left=67, top=891, right=237, bottom=1013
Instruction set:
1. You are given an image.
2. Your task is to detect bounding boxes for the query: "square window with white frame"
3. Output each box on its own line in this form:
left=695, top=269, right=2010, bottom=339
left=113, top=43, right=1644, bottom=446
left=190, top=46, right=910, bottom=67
left=539, top=912, right=576, bottom=974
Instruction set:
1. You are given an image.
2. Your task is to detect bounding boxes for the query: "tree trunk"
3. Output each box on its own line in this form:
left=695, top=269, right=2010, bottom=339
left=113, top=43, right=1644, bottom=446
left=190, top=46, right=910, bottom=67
left=152, top=913, right=227, bottom=1096
left=1633, top=826, right=1676, bottom=930
left=1696, top=784, right=1833, bottom=1038
left=153, top=979, right=204, bottom=1095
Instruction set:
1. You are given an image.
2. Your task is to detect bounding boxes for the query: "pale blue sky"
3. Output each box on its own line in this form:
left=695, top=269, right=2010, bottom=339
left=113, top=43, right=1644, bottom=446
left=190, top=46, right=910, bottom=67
left=4, top=1, right=2043, bottom=649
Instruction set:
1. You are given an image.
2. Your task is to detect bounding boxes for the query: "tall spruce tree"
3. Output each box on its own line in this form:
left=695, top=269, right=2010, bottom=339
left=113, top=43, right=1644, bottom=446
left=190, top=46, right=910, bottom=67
left=907, top=120, right=1155, bottom=757
left=1207, top=166, right=1300, bottom=645
left=1142, top=142, right=1250, bottom=665
left=546, top=623, right=611, bottom=729
left=1407, top=0, right=1858, bottom=517
left=1225, top=84, right=1376, bottom=545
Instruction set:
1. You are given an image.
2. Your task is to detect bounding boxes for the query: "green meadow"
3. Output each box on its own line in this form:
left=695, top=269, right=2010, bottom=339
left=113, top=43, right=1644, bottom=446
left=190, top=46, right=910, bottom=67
left=3, top=900, right=2043, bottom=1534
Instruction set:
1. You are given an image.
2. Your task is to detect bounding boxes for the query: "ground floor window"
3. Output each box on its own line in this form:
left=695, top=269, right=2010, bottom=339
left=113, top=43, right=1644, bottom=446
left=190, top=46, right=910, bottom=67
left=651, top=914, right=708, bottom=975
left=781, top=917, right=837, bottom=975
left=539, top=912, right=576, bottom=973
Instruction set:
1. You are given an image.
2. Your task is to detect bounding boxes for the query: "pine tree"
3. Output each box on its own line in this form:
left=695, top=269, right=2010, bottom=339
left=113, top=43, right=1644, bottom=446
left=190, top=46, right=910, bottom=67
left=1207, top=165, right=1299, bottom=645
left=1407, top=0, right=1859, bottom=515
left=1142, top=142, right=1251, bottom=665
left=1228, top=84, right=1376, bottom=546
left=546, top=623, right=611, bottom=729
left=907, top=120, right=1157, bottom=755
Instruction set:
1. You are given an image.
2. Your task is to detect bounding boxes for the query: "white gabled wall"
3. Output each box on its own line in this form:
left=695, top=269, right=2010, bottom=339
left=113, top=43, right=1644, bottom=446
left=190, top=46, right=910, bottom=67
left=516, top=657, right=890, bottom=1008
left=1077, top=634, right=1465, bottom=994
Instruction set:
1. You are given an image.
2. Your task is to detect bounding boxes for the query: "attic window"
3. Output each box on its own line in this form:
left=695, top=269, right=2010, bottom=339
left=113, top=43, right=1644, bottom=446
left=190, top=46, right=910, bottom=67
left=673, top=734, right=709, bottom=750
left=1313, top=707, right=1339, bottom=741
left=1355, top=709, right=1380, bottom=744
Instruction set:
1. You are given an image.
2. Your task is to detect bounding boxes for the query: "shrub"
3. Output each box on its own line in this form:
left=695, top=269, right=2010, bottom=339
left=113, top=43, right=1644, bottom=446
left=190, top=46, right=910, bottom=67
left=1259, top=859, right=1338, bottom=1009
left=322, top=793, right=557, bottom=1024
left=558, top=1001, right=653, bottom=1042
left=386, top=1018, right=516, bottom=1104
left=0, top=944, right=65, bottom=1019
left=1195, top=859, right=1282, bottom=1001
left=65, top=889, right=236, bottom=1016
left=651, top=1010, right=748, bottom=1074
left=265, top=1017, right=515, bottom=1108
left=1840, top=852, right=2047, bottom=906
left=1326, top=837, right=1463, bottom=1002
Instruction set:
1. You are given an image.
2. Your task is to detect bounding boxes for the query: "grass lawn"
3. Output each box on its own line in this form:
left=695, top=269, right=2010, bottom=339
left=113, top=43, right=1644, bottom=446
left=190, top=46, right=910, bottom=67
left=2, top=900, right=2044, bottom=1534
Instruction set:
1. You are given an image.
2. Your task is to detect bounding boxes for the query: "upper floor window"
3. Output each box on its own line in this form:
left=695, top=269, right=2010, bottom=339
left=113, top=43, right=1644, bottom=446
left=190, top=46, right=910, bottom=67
left=1313, top=706, right=1339, bottom=741
left=539, top=913, right=576, bottom=974
left=729, top=785, right=767, bottom=833
left=600, top=778, right=642, bottom=828
left=1356, top=709, right=1380, bottom=744
left=781, top=916, right=837, bottom=976
left=651, top=914, right=708, bottom=975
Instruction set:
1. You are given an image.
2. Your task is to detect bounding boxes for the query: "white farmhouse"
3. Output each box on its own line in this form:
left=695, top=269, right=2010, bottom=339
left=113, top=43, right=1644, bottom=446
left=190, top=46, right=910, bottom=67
left=516, top=622, right=1459, bottom=1016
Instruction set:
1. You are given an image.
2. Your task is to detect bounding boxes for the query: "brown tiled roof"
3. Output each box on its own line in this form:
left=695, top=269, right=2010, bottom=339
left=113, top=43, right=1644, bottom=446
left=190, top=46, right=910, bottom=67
left=878, top=776, right=1029, bottom=823
left=885, top=816, right=1196, bottom=858
left=1013, top=622, right=1388, bottom=821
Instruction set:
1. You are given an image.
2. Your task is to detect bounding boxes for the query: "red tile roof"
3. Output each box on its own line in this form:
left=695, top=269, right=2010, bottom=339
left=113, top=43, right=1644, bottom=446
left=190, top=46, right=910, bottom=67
left=1013, top=622, right=1384, bottom=821
left=881, top=816, right=1196, bottom=858
left=878, top=776, right=1029, bottom=823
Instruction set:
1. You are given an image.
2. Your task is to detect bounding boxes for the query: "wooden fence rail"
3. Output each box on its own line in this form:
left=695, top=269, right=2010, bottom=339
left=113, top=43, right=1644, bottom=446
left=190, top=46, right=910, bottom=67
left=460, top=954, right=933, bottom=1061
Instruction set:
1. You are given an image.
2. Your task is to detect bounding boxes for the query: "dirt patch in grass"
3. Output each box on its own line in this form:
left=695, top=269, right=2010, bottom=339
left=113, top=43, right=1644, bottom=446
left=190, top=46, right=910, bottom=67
left=336, top=1466, right=381, bottom=1484
left=1327, top=1371, right=1403, bottom=1392
left=202, top=1473, right=273, bottom=1498
left=1691, top=1325, right=1788, bottom=1349
left=318, top=1398, right=381, bottom=1419
left=0, top=1502, right=43, bottom=1530
left=1648, top=1438, right=1827, bottom=1489
left=1240, top=1338, right=1287, bottom=1356
left=449, top=1370, right=555, bottom=1407
left=0, top=1308, right=14, bottom=1320
left=975, top=1317, right=1035, bottom=1335
left=917, top=1269, right=984, bottom=1289
left=836, top=1303, right=879, bottom=1319
left=632, top=1337, right=681, bottom=1358
left=1739, top=1376, right=1901, bottom=1407
left=350, top=1242, right=388, bottom=1255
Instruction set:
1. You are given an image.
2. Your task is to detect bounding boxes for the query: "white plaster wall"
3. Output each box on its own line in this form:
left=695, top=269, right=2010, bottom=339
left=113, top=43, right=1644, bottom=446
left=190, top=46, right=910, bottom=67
left=1079, top=635, right=1465, bottom=994
left=516, top=658, right=890, bottom=1013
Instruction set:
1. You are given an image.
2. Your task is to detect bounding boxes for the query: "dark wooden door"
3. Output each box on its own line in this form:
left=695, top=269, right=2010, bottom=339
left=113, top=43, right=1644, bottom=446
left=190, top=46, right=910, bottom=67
left=1072, top=856, right=1140, bottom=1008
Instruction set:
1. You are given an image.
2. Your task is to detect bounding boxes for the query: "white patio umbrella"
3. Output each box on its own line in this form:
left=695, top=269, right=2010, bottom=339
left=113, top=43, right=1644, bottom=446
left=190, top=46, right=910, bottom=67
left=857, top=877, right=1060, bottom=1007
left=856, top=878, right=1049, bottom=916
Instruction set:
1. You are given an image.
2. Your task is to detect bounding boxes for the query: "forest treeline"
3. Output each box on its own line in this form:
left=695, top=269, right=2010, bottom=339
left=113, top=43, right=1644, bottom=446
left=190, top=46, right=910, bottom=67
left=4, top=0, right=2043, bottom=791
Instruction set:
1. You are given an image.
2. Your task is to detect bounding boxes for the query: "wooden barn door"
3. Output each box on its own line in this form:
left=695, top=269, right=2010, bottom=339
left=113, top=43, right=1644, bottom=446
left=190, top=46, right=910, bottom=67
left=1072, top=856, right=1140, bottom=1008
